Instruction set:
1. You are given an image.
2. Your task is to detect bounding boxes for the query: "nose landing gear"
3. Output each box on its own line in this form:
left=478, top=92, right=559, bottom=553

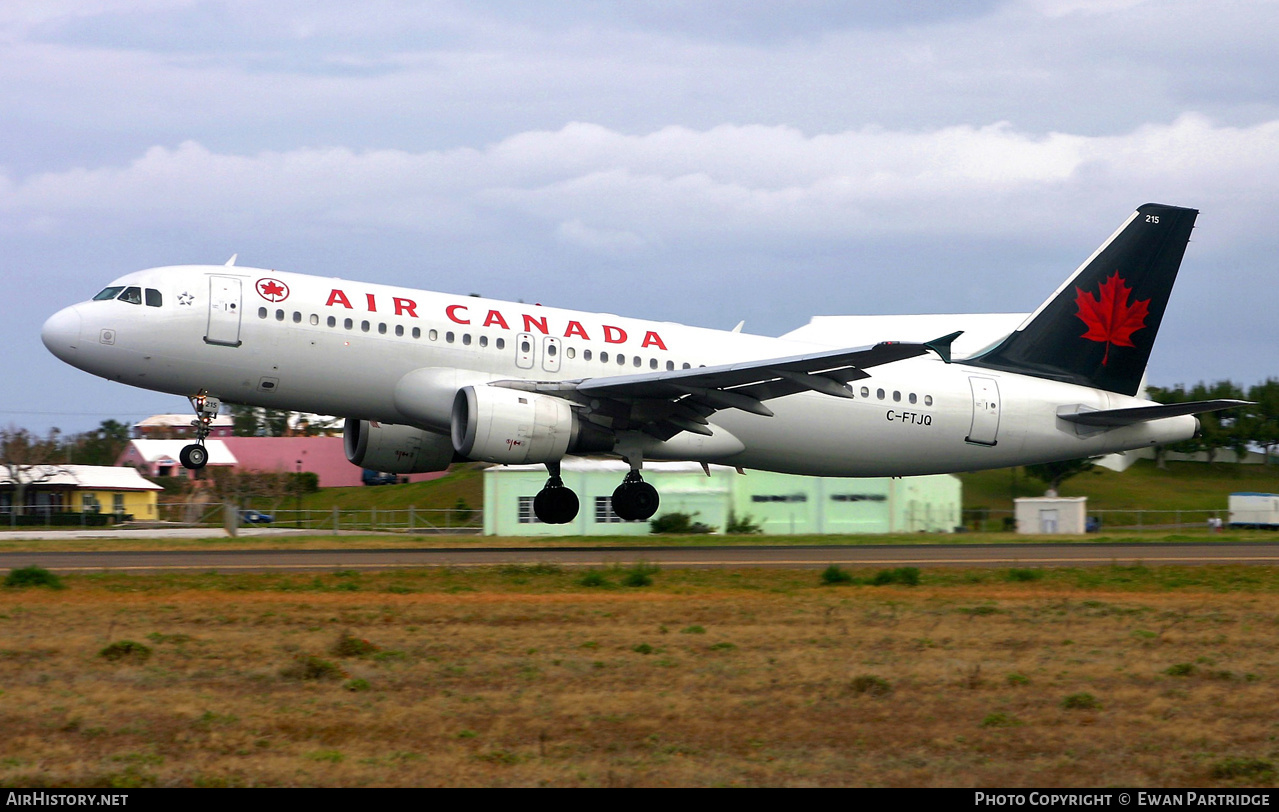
left=179, top=390, right=220, bottom=470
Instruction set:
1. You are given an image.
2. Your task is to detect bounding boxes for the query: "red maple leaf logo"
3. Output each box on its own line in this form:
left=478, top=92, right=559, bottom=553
left=1074, top=271, right=1150, bottom=365
left=256, top=278, right=289, bottom=302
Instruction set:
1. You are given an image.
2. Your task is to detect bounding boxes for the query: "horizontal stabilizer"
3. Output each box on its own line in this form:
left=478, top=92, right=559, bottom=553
left=1058, top=399, right=1250, bottom=427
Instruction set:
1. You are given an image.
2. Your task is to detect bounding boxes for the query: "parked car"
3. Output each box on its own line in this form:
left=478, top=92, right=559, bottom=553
left=362, top=469, right=401, bottom=486
left=240, top=510, right=274, bottom=524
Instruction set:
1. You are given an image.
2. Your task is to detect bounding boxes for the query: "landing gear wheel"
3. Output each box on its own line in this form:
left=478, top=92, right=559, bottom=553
left=179, top=443, right=208, bottom=470
left=533, top=478, right=580, bottom=524
left=612, top=474, right=660, bottom=522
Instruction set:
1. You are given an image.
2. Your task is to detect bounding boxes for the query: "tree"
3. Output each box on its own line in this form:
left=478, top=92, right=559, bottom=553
left=1025, top=457, right=1097, bottom=494
left=1244, top=379, right=1279, bottom=465
left=0, top=427, right=67, bottom=516
left=66, top=419, right=132, bottom=466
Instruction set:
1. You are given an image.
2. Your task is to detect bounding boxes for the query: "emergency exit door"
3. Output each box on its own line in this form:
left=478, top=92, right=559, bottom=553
left=966, top=376, right=1000, bottom=446
left=205, top=276, right=243, bottom=347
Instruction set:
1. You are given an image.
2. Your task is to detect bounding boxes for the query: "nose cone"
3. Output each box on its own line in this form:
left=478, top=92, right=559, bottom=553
left=42, top=306, right=82, bottom=363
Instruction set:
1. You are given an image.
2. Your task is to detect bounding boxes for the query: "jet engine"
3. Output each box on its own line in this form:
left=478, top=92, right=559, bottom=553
left=343, top=419, right=456, bottom=474
left=451, top=385, right=612, bottom=464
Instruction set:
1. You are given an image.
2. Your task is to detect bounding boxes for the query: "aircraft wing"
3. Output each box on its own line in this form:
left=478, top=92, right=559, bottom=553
left=496, top=334, right=959, bottom=440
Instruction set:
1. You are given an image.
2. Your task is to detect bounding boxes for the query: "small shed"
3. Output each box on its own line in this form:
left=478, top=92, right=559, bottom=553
left=1014, top=496, right=1088, bottom=535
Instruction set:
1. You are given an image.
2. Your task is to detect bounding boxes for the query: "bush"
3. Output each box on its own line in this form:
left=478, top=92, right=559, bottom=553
left=1061, top=692, right=1100, bottom=710
left=649, top=512, right=714, bottom=534
left=331, top=631, right=380, bottom=658
left=1164, top=663, right=1196, bottom=677
left=4, top=565, right=64, bottom=590
left=577, top=571, right=610, bottom=587
left=850, top=675, right=892, bottom=696
left=1006, top=568, right=1043, bottom=582
left=99, top=640, right=152, bottom=663
left=622, top=564, right=659, bottom=587
left=724, top=511, right=762, bottom=535
left=821, top=565, right=854, bottom=585
left=872, top=567, right=921, bottom=586
left=280, top=655, right=346, bottom=681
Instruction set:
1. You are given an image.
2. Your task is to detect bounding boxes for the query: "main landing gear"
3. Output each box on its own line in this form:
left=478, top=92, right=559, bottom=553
left=531, top=458, right=661, bottom=525
left=179, top=390, right=220, bottom=470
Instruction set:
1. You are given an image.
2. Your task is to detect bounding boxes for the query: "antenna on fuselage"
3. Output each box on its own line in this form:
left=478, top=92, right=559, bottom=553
left=224, top=254, right=238, bottom=267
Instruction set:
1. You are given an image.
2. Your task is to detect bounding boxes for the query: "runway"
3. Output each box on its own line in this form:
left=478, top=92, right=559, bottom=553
left=4, top=541, right=1279, bottom=574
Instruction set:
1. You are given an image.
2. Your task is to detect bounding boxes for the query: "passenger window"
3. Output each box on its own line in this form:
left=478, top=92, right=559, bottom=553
left=632, top=356, right=641, bottom=367
left=682, top=363, right=691, bottom=369
left=893, top=391, right=901, bottom=402
left=520, top=338, right=530, bottom=352
left=395, top=325, right=403, bottom=337
left=909, top=393, right=917, bottom=404
left=429, top=329, right=438, bottom=341
left=861, top=386, right=870, bottom=398
left=480, top=336, right=488, bottom=348
left=293, top=312, right=301, bottom=323
left=446, top=332, right=455, bottom=343
left=925, top=395, right=933, bottom=406
left=564, top=346, right=572, bottom=358
left=496, top=337, right=505, bottom=349
left=666, top=361, right=674, bottom=371
left=412, top=327, right=421, bottom=339
left=145, top=289, right=162, bottom=307
left=259, top=307, right=268, bottom=319
left=463, top=333, right=472, bottom=345
left=601, top=351, right=609, bottom=363
left=650, top=358, right=658, bottom=369
left=327, top=316, right=336, bottom=327
left=877, top=389, right=885, bottom=400
left=344, top=318, right=353, bottom=330
left=361, top=320, right=370, bottom=332
left=119, top=287, right=142, bottom=305
left=93, top=286, right=125, bottom=301
left=546, top=342, right=556, bottom=356
left=584, top=349, right=593, bottom=361
left=276, top=309, right=285, bottom=321
left=310, top=314, right=319, bottom=326
left=378, top=323, right=387, bottom=335
left=618, top=354, right=626, bottom=366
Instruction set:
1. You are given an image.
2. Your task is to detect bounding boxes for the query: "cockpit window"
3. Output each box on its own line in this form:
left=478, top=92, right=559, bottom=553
left=93, top=286, right=125, bottom=301
left=145, top=289, right=162, bottom=307
left=119, top=286, right=143, bottom=305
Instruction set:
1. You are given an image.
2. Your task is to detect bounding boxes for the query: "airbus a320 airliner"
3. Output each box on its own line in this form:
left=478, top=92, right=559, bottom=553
left=42, top=203, right=1243, bottom=524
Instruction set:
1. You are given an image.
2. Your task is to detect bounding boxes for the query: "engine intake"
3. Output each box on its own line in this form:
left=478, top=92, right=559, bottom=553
left=451, top=386, right=611, bottom=464
left=343, top=419, right=455, bottom=474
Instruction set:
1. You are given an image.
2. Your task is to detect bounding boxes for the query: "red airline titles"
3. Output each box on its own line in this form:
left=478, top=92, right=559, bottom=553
left=324, top=289, right=668, bottom=350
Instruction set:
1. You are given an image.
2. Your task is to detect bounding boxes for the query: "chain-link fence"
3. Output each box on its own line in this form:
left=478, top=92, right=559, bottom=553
left=962, top=508, right=1232, bottom=533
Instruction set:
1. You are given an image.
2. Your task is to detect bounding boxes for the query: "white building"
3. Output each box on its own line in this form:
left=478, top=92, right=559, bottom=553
left=483, top=458, right=961, bottom=536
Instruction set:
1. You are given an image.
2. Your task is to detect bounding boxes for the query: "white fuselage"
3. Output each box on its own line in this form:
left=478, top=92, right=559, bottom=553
left=41, top=265, right=1197, bottom=477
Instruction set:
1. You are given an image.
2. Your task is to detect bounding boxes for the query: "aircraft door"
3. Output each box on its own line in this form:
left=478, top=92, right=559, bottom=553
left=966, top=376, right=1000, bottom=446
left=542, top=337, right=561, bottom=373
left=205, top=276, right=243, bottom=347
left=515, top=332, right=535, bottom=369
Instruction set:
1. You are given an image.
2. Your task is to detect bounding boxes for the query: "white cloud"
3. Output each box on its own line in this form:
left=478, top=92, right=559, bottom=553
left=5, top=115, right=1277, bottom=250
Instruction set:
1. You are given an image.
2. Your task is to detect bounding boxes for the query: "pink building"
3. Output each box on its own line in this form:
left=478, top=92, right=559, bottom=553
left=117, top=437, right=446, bottom=488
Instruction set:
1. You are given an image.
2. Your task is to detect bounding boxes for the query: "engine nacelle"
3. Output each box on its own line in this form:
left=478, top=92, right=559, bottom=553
left=451, top=386, right=610, bottom=464
left=343, top=419, right=455, bottom=474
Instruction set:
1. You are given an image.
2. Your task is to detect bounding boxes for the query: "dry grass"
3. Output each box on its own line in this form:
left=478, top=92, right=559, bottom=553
left=2, top=565, right=1279, bottom=787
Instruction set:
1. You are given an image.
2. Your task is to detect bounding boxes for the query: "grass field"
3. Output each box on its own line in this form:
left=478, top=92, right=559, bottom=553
left=3, top=564, right=1279, bottom=787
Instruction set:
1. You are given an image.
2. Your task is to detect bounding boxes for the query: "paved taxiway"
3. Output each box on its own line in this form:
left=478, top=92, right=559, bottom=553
left=3, top=542, right=1279, bottom=573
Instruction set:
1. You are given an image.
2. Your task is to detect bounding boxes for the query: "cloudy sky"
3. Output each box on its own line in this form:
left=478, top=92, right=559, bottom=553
left=5, top=0, right=1279, bottom=435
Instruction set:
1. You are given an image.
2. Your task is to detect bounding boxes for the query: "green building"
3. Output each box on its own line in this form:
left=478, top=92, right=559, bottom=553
left=483, top=458, right=960, bottom=536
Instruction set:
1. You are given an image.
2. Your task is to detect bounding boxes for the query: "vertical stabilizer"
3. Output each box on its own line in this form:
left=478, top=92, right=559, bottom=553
left=970, top=203, right=1197, bottom=396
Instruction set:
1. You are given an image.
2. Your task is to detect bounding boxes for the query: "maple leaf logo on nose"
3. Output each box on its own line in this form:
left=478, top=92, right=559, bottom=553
left=1075, top=271, right=1150, bottom=366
